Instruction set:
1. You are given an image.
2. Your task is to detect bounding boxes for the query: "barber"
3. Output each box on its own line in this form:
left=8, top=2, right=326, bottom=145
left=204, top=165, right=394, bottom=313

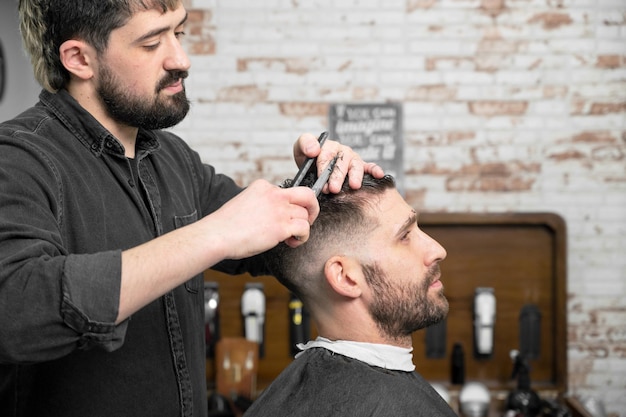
left=0, top=1, right=383, bottom=416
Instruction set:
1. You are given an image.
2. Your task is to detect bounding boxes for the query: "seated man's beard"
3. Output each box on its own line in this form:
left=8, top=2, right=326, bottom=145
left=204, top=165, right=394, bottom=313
left=98, top=66, right=190, bottom=130
left=364, top=263, right=449, bottom=340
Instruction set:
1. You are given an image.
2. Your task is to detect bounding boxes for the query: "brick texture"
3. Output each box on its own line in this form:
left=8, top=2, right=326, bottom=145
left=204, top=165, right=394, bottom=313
left=172, top=1, right=626, bottom=414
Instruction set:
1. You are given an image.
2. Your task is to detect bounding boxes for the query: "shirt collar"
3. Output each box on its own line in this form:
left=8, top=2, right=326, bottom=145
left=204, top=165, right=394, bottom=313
left=39, top=89, right=160, bottom=157
left=296, top=336, right=416, bottom=372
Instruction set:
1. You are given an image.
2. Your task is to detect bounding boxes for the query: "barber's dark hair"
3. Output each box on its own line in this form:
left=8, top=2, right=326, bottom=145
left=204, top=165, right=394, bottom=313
left=18, top=0, right=180, bottom=92
left=265, top=173, right=396, bottom=299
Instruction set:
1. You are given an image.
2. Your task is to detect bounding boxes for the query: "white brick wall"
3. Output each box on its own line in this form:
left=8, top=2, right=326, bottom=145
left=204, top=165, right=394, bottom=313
left=173, top=1, right=626, bottom=414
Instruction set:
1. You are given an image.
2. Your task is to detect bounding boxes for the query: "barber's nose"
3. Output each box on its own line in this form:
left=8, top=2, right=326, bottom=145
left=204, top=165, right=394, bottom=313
left=165, top=41, right=191, bottom=72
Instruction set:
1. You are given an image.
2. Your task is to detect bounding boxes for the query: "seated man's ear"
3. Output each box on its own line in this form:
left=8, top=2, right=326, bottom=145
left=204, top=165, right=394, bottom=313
left=324, top=256, right=364, bottom=299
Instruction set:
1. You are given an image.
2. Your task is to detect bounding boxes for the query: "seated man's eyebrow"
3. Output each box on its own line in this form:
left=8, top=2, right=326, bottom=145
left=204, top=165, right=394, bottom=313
left=133, top=12, right=188, bottom=44
left=395, top=210, right=418, bottom=239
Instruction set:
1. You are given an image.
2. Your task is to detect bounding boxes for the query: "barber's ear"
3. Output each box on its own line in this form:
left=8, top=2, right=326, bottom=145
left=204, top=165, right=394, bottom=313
left=324, top=256, right=364, bottom=299
left=59, top=40, right=95, bottom=80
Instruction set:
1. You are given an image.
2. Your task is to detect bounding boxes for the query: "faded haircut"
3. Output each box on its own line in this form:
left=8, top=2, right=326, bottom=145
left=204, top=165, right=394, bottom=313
left=18, top=0, right=181, bottom=92
left=264, top=173, right=396, bottom=300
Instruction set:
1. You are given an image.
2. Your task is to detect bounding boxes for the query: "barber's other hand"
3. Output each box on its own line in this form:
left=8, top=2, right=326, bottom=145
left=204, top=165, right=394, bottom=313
left=293, top=132, right=385, bottom=194
left=210, top=180, right=319, bottom=259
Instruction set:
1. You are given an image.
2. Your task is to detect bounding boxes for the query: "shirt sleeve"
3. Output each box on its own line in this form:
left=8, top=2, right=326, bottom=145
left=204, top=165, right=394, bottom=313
left=0, top=139, right=126, bottom=364
left=61, top=251, right=127, bottom=352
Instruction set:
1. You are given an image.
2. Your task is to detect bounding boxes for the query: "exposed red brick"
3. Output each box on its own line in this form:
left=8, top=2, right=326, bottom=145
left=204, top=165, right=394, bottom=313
left=548, top=149, right=587, bottom=161
left=187, top=9, right=207, bottom=24
left=477, top=38, right=519, bottom=55
left=589, top=102, right=626, bottom=115
left=406, top=84, right=458, bottom=101
left=447, top=131, right=476, bottom=142
left=615, top=345, right=626, bottom=358
left=568, top=355, right=594, bottom=389
left=216, top=85, right=269, bottom=102
left=446, top=175, right=535, bottom=192
left=426, top=57, right=474, bottom=71
left=278, top=102, right=328, bottom=117
left=188, top=41, right=215, bottom=55
left=527, top=58, right=543, bottom=70
left=570, top=343, right=610, bottom=358
left=468, top=101, right=529, bottom=116
left=596, top=55, right=624, bottom=69
left=237, top=58, right=311, bottom=75
left=281, top=58, right=312, bottom=75
left=338, top=60, right=352, bottom=72
left=406, top=0, right=436, bottom=13
left=404, top=132, right=445, bottom=146
left=352, top=87, right=379, bottom=100
left=188, top=25, right=202, bottom=37
left=480, top=0, right=506, bottom=18
left=528, top=12, right=573, bottom=30
left=404, top=188, right=427, bottom=209
left=184, top=9, right=215, bottom=55
left=407, top=161, right=452, bottom=176
left=445, top=162, right=538, bottom=192
left=570, top=99, right=586, bottom=115
left=543, top=85, right=569, bottom=99
left=572, top=131, right=618, bottom=144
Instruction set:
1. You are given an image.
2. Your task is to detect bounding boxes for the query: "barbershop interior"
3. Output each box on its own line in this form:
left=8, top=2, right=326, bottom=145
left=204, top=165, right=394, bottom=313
left=1, top=1, right=624, bottom=417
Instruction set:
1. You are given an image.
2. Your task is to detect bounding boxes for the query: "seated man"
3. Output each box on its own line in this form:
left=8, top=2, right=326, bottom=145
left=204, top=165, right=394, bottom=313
left=245, top=174, right=456, bottom=417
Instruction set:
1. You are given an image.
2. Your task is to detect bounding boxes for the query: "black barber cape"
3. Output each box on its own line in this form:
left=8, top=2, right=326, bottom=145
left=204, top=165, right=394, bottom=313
left=244, top=347, right=457, bottom=417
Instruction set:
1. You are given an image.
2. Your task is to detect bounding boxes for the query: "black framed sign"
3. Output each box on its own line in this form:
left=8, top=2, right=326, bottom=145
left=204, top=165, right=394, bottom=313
left=329, top=102, right=404, bottom=194
left=0, top=39, right=5, bottom=102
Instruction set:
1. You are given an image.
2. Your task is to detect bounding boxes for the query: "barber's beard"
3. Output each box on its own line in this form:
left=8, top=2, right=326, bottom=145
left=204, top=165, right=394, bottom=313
left=363, top=263, right=449, bottom=340
left=97, top=63, right=190, bottom=130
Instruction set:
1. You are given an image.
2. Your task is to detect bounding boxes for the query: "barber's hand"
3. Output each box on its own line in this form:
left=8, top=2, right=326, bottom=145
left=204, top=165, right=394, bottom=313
left=211, top=179, right=319, bottom=259
left=293, top=133, right=385, bottom=194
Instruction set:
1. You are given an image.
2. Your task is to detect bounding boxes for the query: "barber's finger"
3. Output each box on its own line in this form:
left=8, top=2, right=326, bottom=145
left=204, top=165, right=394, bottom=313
left=293, top=132, right=320, bottom=165
left=284, top=213, right=312, bottom=247
left=286, top=186, right=320, bottom=224
left=364, top=162, right=385, bottom=179
left=322, top=148, right=356, bottom=193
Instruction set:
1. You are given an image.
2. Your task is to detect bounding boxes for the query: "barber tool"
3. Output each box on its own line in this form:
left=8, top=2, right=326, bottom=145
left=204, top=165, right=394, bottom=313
left=450, top=342, right=466, bottom=385
left=291, top=131, right=329, bottom=187
left=519, top=304, right=541, bottom=360
left=505, top=350, right=542, bottom=417
left=473, top=287, right=496, bottom=358
left=288, top=294, right=310, bottom=356
left=459, top=382, right=491, bottom=417
left=204, top=282, right=220, bottom=358
left=241, top=283, right=265, bottom=357
left=288, top=131, right=338, bottom=198
left=311, top=155, right=339, bottom=197
left=425, top=318, right=447, bottom=359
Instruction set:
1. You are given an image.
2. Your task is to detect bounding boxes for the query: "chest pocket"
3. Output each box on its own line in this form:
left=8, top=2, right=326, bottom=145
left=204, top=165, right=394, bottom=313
left=174, top=211, right=201, bottom=294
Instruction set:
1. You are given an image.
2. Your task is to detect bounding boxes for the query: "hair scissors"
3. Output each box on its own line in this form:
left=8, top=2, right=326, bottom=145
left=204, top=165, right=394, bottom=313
left=291, top=131, right=328, bottom=188
left=290, top=132, right=338, bottom=197
left=310, top=155, right=339, bottom=197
